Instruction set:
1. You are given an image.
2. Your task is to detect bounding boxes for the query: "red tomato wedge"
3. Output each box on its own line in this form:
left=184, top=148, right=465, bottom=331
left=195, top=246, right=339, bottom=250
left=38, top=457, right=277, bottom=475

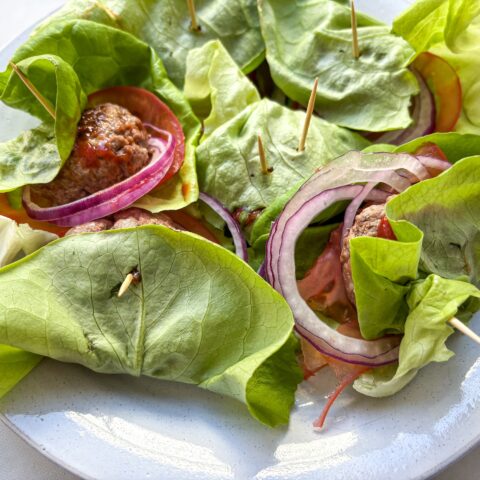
left=377, top=216, right=396, bottom=240
left=414, top=142, right=449, bottom=161
left=413, top=52, right=462, bottom=132
left=88, top=86, right=185, bottom=184
left=0, top=193, right=68, bottom=236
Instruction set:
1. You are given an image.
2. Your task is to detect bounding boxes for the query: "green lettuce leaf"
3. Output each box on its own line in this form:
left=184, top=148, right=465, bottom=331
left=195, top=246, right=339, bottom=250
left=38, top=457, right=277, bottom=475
left=0, top=226, right=302, bottom=426
left=184, top=40, right=260, bottom=139
left=430, top=17, right=480, bottom=135
left=0, top=215, right=57, bottom=399
left=197, top=98, right=369, bottom=212
left=0, top=125, right=61, bottom=193
left=0, top=215, right=57, bottom=267
left=0, top=20, right=201, bottom=211
left=393, top=0, right=480, bottom=53
left=393, top=1, right=480, bottom=134
left=354, top=274, right=480, bottom=397
left=0, top=346, right=42, bottom=399
left=350, top=221, right=423, bottom=339
left=387, top=156, right=480, bottom=284
left=393, top=131, right=480, bottom=161
left=258, top=0, right=418, bottom=131
left=35, top=0, right=265, bottom=89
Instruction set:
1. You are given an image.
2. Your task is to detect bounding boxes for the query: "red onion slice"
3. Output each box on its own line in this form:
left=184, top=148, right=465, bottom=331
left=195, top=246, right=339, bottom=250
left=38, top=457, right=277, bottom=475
left=199, top=192, right=248, bottom=262
left=415, top=155, right=451, bottom=173
left=265, top=151, right=430, bottom=366
left=88, top=86, right=185, bottom=183
left=23, top=132, right=176, bottom=227
left=375, top=71, right=436, bottom=145
left=341, top=182, right=376, bottom=243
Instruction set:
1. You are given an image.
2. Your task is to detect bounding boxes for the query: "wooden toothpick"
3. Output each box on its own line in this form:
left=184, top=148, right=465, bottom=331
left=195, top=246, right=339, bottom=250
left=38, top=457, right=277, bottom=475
left=298, top=77, right=318, bottom=152
left=449, top=317, right=480, bottom=346
left=187, top=0, right=201, bottom=32
left=118, top=273, right=134, bottom=298
left=257, top=134, right=272, bottom=175
left=351, top=0, right=360, bottom=59
left=9, top=62, right=56, bottom=121
left=95, top=1, right=118, bottom=22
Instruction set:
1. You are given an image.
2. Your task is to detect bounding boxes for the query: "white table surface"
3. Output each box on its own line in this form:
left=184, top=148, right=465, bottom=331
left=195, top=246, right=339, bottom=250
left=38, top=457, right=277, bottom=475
left=0, top=1, right=479, bottom=479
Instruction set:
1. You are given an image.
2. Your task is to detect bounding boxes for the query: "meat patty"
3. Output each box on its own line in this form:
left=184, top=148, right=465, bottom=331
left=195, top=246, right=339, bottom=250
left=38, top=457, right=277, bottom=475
left=31, top=103, right=152, bottom=207
left=65, top=219, right=113, bottom=236
left=340, top=203, right=386, bottom=305
left=65, top=208, right=182, bottom=236
left=112, top=208, right=181, bottom=230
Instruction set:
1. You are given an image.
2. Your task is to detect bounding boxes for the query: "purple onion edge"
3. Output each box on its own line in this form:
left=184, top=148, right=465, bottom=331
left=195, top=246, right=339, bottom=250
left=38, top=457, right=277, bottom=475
left=198, top=192, right=249, bottom=263
left=24, top=130, right=175, bottom=223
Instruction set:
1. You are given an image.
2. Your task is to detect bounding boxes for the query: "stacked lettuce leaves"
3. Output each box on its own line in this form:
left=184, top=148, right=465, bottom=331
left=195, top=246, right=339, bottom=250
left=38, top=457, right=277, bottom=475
left=34, top=0, right=265, bottom=89
left=185, top=41, right=370, bottom=214
left=258, top=0, right=418, bottom=131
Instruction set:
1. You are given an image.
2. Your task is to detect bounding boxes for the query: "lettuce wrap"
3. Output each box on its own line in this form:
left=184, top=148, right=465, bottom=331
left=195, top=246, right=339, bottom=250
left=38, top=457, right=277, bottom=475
left=0, top=224, right=302, bottom=426
left=0, top=19, right=201, bottom=212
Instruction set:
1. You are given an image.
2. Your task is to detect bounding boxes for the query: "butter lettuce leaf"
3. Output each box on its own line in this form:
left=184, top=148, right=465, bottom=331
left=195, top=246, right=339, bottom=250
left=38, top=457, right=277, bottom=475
left=350, top=221, right=423, bottom=340
left=387, top=156, right=480, bottom=284
left=197, top=98, right=369, bottom=212
left=354, top=274, right=480, bottom=397
left=0, top=125, right=61, bottom=193
left=393, top=0, right=480, bottom=53
left=393, top=1, right=480, bottom=134
left=0, top=346, right=42, bottom=399
left=393, top=131, right=480, bottom=162
left=35, top=0, right=265, bottom=89
left=430, top=17, right=480, bottom=135
left=0, top=226, right=302, bottom=426
left=0, top=216, right=56, bottom=399
left=0, top=20, right=201, bottom=211
left=258, top=0, right=418, bottom=131
left=184, top=40, right=260, bottom=139
left=0, top=215, right=57, bottom=267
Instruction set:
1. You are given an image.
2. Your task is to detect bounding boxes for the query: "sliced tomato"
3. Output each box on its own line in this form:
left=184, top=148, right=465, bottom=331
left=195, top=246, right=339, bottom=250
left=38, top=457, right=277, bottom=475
left=165, top=210, right=219, bottom=244
left=413, top=52, right=462, bottom=132
left=413, top=141, right=451, bottom=177
left=414, top=142, right=448, bottom=161
left=377, top=216, right=396, bottom=240
left=298, top=226, right=357, bottom=326
left=0, top=193, right=67, bottom=236
left=300, top=337, right=328, bottom=379
left=88, top=86, right=185, bottom=184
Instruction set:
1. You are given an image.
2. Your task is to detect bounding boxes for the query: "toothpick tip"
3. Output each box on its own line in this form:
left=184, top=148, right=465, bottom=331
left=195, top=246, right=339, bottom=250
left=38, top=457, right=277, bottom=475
left=118, top=273, right=134, bottom=298
left=257, top=134, right=271, bottom=175
left=350, top=0, right=360, bottom=59
left=9, top=61, right=56, bottom=120
left=449, top=317, right=480, bottom=346
left=298, top=78, right=319, bottom=152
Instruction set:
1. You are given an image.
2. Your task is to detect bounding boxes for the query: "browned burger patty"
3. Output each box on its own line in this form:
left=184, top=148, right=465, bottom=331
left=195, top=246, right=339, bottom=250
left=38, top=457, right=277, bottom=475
left=31, top=103, right=152, bottom=207
left=340, top=203, right=386, bottom=305
left=65, top=208, right=182, bottom=236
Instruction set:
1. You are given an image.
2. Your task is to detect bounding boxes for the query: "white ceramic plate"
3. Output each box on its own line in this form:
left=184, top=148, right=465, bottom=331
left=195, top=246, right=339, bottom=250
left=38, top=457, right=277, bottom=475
left=1, top=2, right=480, bottom=479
